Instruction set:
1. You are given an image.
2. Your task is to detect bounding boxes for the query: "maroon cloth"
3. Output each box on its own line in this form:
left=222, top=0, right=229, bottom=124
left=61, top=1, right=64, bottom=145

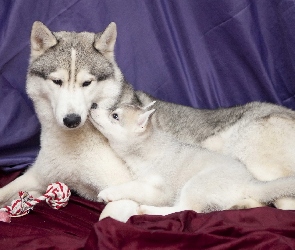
left=87, top=209, right=295, bottom=250
left=0, top=171, right=103, bottom=249
left=1, top=172, right=295, bottom=249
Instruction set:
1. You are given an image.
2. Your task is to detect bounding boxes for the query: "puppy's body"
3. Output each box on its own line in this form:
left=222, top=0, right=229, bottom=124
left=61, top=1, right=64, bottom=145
left=91, top=104, right=295, bottom=215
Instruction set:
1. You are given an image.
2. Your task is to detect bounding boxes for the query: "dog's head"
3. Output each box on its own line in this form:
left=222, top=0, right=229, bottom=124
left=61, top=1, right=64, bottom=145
left=26, top=21, right=123, bottom=129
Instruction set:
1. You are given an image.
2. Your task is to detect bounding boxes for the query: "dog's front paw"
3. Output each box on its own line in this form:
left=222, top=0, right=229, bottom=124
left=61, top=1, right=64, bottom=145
left=97, top=188, right=122, bottom=203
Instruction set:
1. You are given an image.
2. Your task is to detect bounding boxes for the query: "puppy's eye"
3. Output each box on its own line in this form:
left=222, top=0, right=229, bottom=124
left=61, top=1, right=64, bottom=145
left=82, top=81, right=92, bottom=87
left=52, top=79, right=62, bottom=86
left=112, top=113, right=119, bottom=121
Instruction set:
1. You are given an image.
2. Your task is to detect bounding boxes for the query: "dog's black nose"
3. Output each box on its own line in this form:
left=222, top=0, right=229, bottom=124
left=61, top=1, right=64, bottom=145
left=91, top=103, right=98, bottom=109
left=63, top=114, right=81, bottom=128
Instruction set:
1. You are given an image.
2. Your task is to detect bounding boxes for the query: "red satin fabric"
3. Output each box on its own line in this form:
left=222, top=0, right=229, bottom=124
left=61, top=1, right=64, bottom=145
left=1, top=171, right=295, bottom=250
left=86, top=209, right=295, bottom=250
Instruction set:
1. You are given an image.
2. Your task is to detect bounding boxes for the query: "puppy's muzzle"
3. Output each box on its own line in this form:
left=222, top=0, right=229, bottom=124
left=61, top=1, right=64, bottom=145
left=63, top=113, right=81, bottom=128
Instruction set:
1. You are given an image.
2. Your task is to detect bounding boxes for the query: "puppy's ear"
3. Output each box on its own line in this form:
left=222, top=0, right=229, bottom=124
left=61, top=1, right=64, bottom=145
left=142, top=101, right=156, bottom=110
left=30, top=21, right=57, bottom=59
left=136, top=109, right=155, bottom=133
left=94, top=22, right=117, bottom=59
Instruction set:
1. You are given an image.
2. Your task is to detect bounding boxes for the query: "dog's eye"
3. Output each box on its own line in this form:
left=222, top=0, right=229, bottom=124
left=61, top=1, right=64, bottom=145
left=52, top=79, right=62, bottom=86
left=97, top=75, right=108, bottom=82
left=112, top=113, right=119, bottom=121
left=82, top=81, right=92, bottom=87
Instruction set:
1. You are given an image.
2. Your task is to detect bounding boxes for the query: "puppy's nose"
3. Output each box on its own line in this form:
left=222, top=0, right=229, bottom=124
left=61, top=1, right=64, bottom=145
left=91, top=103, right=98, bottom=109
left=63, top=113, right=81, bottom=128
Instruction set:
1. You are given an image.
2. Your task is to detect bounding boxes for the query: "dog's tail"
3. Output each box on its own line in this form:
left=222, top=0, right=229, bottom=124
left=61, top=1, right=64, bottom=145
left=248, top=176, right=295, bottom=204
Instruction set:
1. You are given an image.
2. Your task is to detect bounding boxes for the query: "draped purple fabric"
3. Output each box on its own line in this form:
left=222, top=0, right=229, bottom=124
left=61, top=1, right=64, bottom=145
left=1, top=0, right=295, bottom=171
left=1, top=1, right=295, bottom=249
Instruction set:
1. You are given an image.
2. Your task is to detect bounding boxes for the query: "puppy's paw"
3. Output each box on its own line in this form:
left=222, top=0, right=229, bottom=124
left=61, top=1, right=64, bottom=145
left=98, top=188, right=121, bottom=203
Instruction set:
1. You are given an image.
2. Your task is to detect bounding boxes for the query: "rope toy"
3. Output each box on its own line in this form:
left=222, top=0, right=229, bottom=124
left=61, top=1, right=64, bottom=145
left=0, top=182, right=71, bottom=223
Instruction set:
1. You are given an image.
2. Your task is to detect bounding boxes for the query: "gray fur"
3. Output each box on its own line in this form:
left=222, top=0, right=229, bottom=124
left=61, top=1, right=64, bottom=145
left=29, top=31, right=114, bottom=82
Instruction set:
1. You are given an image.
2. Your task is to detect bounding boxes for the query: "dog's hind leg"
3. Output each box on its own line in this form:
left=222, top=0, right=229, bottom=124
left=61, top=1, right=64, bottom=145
left=0, top=168, right=45, bottom=206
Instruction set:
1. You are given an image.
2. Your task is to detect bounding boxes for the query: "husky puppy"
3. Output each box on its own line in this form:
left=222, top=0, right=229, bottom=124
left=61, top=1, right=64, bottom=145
left=90, top=103, right=295, bottom=216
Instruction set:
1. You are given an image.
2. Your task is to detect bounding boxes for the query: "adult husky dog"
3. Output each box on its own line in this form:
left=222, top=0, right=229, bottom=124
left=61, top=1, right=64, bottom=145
left=1, top=21, right=295, bottom=215
left=0, top=21, right=133, bottom=206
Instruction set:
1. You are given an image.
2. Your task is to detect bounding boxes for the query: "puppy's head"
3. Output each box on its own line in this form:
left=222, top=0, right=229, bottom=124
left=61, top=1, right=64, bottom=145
left=89, top=102, right=156, bottom=144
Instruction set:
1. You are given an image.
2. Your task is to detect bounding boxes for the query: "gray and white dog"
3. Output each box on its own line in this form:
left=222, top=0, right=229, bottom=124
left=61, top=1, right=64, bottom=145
left=0, top=22, right=133, bottom=207
left=90, top=102, right=295, bottom=216
left=1, top=21, right=295, bottom=221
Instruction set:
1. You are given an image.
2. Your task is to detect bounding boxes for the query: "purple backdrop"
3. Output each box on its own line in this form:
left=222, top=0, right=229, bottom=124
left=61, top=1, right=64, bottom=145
left=1, top=0, right=295, bottom=172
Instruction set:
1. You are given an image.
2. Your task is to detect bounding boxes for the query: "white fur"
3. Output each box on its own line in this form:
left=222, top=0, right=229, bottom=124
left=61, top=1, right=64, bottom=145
left=70, top=48, right=76, bottom=83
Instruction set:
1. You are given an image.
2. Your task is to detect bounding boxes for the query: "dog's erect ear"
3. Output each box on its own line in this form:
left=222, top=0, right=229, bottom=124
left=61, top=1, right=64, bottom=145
left=30, top=21, right=57, bottom=59
left=136, top=109, right=155, bottom=133
left=94, top=22, right=117, bottom=57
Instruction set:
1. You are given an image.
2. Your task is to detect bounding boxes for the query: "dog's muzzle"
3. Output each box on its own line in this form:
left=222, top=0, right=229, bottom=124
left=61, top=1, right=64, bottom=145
left=63, top=113, right=81, bottom=128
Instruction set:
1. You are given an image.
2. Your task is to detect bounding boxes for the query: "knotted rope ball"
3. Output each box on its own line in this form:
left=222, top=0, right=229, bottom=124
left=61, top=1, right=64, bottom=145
left=0, top=182, right=71, bottom=223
